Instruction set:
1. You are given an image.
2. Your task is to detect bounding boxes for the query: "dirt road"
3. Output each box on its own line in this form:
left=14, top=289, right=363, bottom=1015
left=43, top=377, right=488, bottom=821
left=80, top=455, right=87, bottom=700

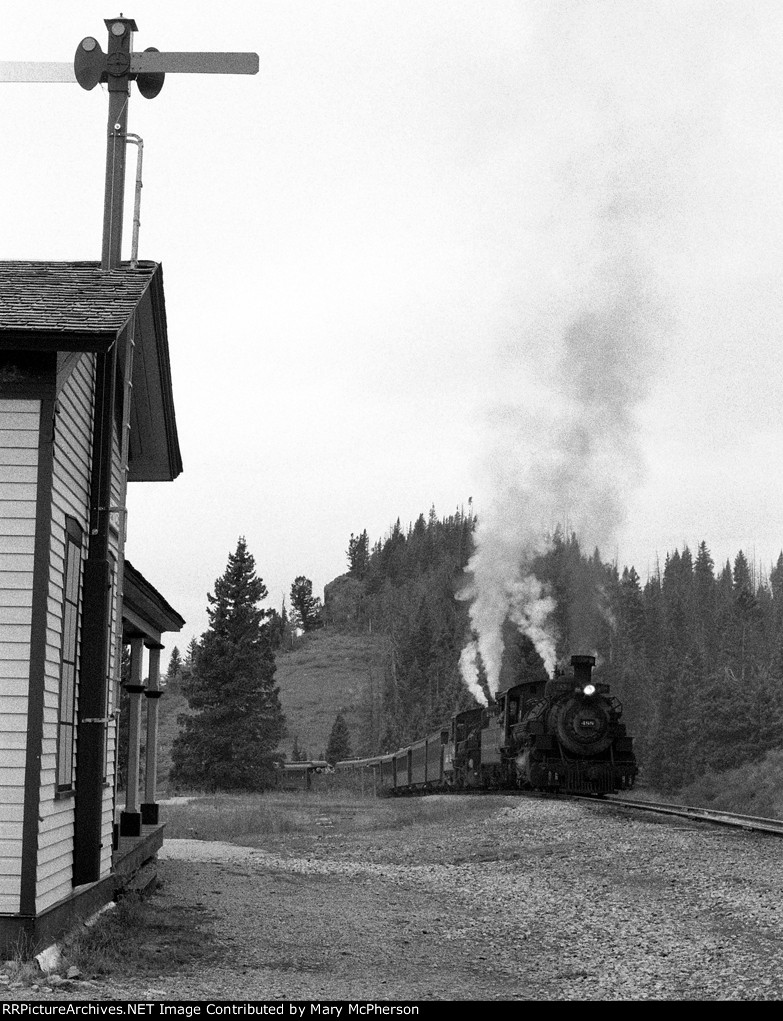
left=7, top=795, right=783, bottom=1001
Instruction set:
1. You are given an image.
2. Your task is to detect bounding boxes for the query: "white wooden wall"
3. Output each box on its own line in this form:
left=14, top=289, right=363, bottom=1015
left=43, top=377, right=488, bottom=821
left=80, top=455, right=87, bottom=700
left=35, top=356, right=95, bottom=912
left=0, top=398, right=39, bottom=914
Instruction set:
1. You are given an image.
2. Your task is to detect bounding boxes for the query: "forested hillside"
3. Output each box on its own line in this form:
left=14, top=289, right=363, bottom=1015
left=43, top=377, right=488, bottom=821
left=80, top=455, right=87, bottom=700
left=323, top=510, right=783, bottom=792
left=324, top=508, right=479, bottom=753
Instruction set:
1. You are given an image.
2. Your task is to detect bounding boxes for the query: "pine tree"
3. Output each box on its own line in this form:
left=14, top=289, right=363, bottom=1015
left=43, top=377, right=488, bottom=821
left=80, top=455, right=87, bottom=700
left=169, top=537, right=285, bottom=791
left=289, top=576, right=324, bottom=632
left=164, top=645, right=183, bottom=692
left=693, top=541, right=717, bottom=664
left=347, top=530, right=370, bottom=579
left=166, top=646, right=182, bottom=680
left=325, top=713, right=352, bottom=765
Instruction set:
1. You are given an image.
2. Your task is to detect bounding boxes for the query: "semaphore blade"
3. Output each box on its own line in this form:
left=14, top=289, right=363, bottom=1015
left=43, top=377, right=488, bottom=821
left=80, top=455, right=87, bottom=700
left=130, top=52, right=259, bottom=75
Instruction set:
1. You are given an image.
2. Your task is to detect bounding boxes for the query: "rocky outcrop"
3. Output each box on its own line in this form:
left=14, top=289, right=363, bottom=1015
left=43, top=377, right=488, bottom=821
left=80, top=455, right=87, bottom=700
left=323, top=573, right=363, bottom=627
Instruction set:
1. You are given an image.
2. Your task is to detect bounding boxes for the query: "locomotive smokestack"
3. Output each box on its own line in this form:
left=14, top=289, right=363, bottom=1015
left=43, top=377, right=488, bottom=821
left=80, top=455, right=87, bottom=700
left=570, top=654, right=595, bottom=687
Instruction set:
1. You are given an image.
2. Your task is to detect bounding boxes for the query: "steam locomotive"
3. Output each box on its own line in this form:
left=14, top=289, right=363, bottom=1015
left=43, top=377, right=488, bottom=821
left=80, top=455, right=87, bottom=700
left=336, top=654, right=637, bottom=796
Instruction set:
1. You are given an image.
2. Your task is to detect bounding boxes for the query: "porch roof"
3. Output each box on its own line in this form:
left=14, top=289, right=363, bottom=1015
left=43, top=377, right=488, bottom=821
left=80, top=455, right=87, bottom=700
left=122, top=560, right=185, bottom=646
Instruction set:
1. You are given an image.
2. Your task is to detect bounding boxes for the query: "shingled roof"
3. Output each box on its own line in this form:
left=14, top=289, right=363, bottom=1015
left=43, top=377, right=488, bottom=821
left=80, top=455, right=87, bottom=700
left=0, top=258, right=182, bottom=481
left=0, top=260, right=158, bottom=346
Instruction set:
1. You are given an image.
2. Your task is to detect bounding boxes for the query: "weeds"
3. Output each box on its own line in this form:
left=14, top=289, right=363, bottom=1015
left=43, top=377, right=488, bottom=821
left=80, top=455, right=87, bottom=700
left=59, top=896, right=146, bottom=976
left=161, top=788, right=509, bottom=843
left=54, top=890, right=213, bottom=980
left=1, top=932, right=42, bottom=986
left=675, top=749, right=783, bottom=820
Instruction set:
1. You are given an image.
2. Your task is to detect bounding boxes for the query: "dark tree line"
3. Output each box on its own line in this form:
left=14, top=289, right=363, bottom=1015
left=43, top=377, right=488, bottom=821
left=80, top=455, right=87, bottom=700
left=339, top=513, right=783, bottom=791
left=531, top=531, right=783, bottom=789
left=339, top=506, right=479, bottom=753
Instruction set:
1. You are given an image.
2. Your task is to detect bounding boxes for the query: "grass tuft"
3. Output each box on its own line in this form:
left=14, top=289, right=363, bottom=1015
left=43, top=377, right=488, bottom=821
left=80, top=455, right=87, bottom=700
left=59, top=897, right=143, bottom=976
left=1, top=932, right=42, bottom=984
left=161, top=789, right=507, bottom=843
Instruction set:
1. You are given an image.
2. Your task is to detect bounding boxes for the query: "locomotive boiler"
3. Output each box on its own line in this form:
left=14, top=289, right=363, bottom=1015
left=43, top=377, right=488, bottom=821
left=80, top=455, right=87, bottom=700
left=336, top=654, right=637, bottom=796
left=501, top=653, right=637, bottom=794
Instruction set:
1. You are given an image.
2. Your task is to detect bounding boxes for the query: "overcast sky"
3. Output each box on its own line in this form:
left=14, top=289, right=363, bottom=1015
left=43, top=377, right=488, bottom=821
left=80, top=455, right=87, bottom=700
left=3, top=1, right=783, bottom=658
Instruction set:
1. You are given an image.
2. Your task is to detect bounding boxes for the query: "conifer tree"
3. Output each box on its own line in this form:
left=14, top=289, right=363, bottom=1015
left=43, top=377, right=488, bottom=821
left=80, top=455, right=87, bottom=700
left=347, top=530, right=370, bottom=579
left=290, top=576, right=324, bottom=632
left=170, top=537, right=285, bottom=791
left=167, top=646, right=182, bottom=679
left=325, top=713, right=352, bottom=765
left=165, top=646, right=183, bottom=691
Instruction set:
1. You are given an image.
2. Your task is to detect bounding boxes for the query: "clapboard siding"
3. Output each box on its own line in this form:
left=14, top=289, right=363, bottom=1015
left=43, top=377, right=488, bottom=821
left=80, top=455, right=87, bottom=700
left=0, top=569, right=34, bottom=589
left=38, top=850, right=73, bottom=885
left=0, top=678, right=30, bottom=699
left=0, top=448, right=37, bottom=466
left=0, top=767, right=26, bottom=787
left=0, top=555, right=34, bottom=574
left=0, top=590, right=33, bottom=608
left=0, top=536, right=37, bottom=557
left=0, top=518, right=36, bottom=538
left=0, top=732, right=26, bottom=751
left=37, top=863, right=73, bottom=902
left=35, top=356, right=95, bottom=914
left=0, top=606, right=33, bottom=625
left=38, top=818, right=74, bottom=861
left=0, top=694, right=27, bottom=713
left=0, top=398, right=38, bottom=914
left=0, top=465, right=36, bottom=485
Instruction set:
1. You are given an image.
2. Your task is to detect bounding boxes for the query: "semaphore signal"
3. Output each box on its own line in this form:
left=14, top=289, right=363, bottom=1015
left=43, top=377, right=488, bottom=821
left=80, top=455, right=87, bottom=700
left=0, top=15, right=259, bottom=269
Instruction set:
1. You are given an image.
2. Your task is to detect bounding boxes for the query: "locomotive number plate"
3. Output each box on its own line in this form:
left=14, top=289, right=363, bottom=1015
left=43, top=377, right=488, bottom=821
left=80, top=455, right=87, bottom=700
left=579, top=719, right=596, bottom=728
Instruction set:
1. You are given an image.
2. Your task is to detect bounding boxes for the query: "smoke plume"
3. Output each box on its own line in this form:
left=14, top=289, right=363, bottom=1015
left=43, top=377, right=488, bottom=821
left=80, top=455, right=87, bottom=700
left=460, top=265, right=660, bottom=700
left=458, top=5, right=680, bottom=700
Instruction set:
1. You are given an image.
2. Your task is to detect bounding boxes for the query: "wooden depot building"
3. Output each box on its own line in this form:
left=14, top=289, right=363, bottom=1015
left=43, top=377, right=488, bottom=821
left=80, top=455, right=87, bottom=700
left=0, top=260, right=184, bottom=951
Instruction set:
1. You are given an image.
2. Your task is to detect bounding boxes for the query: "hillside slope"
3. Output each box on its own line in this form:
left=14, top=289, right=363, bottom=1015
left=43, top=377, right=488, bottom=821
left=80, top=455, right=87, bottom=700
left=274, top=628, right=385, bottom=761
left=153, top=627, right=385, bottom=792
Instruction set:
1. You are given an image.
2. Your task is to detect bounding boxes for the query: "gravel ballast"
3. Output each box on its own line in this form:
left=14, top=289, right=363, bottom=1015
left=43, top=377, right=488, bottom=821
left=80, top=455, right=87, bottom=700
left=10, top=795, right=783, bottom=1000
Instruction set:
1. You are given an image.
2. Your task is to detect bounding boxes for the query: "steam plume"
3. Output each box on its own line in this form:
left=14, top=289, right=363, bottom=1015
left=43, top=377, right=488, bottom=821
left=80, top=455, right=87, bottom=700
left=460, top=263, right=659, bottom=700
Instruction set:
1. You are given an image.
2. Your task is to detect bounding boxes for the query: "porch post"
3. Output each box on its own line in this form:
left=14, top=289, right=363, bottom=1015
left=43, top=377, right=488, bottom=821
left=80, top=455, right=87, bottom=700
left=120, top=635, right=145, bottom=837
left=141, top=643, right=163, bottom=825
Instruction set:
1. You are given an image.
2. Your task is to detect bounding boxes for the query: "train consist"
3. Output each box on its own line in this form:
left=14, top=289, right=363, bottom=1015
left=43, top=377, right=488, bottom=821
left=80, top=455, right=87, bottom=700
left=336, top=654, right=637, bottom=796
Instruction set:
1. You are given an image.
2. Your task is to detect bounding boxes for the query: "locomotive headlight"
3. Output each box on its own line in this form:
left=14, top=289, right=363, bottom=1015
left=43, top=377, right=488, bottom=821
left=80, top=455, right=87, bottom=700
left=583, top=684, right=596, bottom=696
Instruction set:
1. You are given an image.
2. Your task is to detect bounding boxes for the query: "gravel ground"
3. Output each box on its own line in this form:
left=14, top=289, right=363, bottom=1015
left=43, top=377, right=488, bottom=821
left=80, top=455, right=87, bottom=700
left=7, top=795, right=783, bottom=1001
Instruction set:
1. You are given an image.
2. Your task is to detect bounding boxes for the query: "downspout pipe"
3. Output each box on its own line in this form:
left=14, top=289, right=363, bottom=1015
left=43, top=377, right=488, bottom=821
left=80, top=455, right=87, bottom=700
left=73, top=338, right=118, bottom=885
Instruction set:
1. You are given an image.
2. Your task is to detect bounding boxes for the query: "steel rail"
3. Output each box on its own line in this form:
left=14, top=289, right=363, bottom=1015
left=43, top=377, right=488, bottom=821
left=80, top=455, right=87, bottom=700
left=571, top=794, right=783, bottom=837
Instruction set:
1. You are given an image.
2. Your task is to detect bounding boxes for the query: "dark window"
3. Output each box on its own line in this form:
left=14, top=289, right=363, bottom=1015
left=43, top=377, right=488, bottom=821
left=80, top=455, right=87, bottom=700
left=57, top=517, right=83, bottom=790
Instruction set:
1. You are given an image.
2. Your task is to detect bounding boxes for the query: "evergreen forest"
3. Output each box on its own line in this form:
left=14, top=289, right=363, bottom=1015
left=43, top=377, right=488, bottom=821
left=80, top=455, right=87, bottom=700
left=332, top=509, right=783, bottom=792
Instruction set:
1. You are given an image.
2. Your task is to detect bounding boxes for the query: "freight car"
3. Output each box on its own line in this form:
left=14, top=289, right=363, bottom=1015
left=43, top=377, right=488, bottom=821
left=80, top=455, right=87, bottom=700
left=336, top=654, right=636, bottom=796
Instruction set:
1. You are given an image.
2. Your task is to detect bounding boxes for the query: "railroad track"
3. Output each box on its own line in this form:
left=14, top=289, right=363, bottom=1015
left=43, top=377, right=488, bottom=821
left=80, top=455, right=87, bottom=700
left=573, top=794, right=783, bottom=837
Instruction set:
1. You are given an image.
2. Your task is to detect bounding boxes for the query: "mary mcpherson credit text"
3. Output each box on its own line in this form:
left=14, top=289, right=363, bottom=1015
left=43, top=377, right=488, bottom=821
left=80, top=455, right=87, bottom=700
left=0, top=1007, right=420, bottom=1016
